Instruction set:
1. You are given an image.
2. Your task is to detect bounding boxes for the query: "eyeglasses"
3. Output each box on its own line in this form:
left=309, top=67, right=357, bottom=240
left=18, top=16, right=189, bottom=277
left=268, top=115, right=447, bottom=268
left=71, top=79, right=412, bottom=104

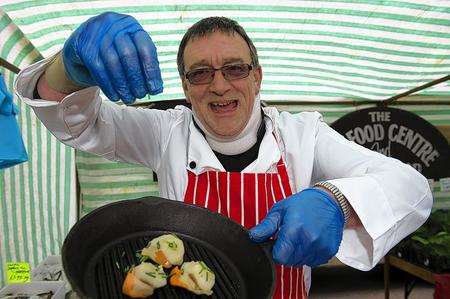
left=185, top=63, right=253, bottom=85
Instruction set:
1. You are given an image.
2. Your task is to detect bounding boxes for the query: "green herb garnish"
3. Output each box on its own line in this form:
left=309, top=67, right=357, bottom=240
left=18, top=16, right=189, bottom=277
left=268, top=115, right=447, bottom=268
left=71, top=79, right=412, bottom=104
left=166, top=241, right=178, bottom=250
left=135, top=250, right=151, bottom=263
left=124, top=265, right=134, bottom=273
left=198, top=261, right=213, bottom=281
left=146, top=271, right=156, bottom=278
left=199, top=261, right=211, bottom=273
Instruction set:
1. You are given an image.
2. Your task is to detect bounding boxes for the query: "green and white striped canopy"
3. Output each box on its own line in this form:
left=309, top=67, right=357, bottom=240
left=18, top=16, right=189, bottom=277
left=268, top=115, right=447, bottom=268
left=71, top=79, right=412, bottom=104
left=1, top=0, right=449, bottom=287
left=2, top=0, right=450, bottom=102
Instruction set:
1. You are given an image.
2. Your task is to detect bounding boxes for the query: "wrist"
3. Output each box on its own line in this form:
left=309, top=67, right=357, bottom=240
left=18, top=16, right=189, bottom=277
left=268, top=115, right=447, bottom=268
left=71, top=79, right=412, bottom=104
left=36, top=72, right=67, bottom=102
left=45, top=52, right=84, bottom=94
left=314, top=181, right=351, bottom=224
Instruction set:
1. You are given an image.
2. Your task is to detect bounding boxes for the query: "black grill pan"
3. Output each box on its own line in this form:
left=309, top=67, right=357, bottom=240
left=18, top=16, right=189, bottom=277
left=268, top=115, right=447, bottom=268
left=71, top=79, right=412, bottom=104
left=62, top=196, right=275, bottom=298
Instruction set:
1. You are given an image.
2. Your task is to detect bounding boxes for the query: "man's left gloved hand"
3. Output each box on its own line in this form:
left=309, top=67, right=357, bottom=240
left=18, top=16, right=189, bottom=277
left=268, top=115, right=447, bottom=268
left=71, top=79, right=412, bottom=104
left=249, top=188, right=344, bottom=267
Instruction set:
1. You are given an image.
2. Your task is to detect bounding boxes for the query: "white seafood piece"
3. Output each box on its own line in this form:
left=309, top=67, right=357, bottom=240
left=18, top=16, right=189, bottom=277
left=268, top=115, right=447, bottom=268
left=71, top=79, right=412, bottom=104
left=122, top=262, right=167, bottom=298
left=141, top=234, right=185, bottom=268
left=124, top=276, right=154, bottom=298
left=170, top=261, right=215, bottom=296
left=134, top=262, right=168, bottom=289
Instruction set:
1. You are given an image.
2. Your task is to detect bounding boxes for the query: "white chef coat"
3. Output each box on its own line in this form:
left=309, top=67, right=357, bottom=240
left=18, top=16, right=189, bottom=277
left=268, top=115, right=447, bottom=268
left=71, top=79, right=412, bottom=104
left=15, top=56, right=432, bottom=275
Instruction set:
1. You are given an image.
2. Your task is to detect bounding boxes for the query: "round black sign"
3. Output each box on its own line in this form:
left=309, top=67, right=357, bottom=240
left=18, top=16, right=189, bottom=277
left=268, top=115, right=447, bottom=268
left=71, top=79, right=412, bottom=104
left=331, top=107, right=450, bottom=179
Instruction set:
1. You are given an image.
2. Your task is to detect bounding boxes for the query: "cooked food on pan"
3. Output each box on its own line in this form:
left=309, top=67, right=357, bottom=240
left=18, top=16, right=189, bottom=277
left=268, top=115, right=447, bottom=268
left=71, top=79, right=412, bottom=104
left=141, top=234, right=185, bottom=268
left=170, top=261, right=216, bottom=295
left=122, top=234, right=215, bottom=297
left=122, top=262, right=167, bottom=298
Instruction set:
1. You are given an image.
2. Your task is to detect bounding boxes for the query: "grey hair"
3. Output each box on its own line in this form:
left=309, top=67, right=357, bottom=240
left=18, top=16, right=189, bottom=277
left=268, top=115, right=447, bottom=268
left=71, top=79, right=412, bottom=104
left=177, top=16, right=259, bottom=77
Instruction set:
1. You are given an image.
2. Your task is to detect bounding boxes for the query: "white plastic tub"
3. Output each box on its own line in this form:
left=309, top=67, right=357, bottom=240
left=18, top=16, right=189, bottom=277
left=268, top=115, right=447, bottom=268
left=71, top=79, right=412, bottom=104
left=0, top=281, right=65, bottom=299
left=31, top=255, right=63, bottom=282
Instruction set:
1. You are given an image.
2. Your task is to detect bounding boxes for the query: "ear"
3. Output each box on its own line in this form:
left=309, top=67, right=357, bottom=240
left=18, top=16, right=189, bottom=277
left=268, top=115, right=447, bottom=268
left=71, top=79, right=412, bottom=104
left=181, top=78, right=191, bottom=103
left=253, top=66, right=263, bottom=95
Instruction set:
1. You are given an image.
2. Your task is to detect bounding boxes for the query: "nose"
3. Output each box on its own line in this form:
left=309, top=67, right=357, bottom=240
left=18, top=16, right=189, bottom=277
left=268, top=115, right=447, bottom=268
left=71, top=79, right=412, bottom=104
left=209, top=69, right=231, bottom=95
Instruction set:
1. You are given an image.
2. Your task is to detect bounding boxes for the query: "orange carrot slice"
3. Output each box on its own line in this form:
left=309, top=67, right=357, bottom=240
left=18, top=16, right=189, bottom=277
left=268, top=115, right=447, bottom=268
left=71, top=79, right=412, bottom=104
left=169, top=267, right=189, bottom=289
left=122, top=270, right=154, bottom=298
left=154, top=250, right=171, bottom=268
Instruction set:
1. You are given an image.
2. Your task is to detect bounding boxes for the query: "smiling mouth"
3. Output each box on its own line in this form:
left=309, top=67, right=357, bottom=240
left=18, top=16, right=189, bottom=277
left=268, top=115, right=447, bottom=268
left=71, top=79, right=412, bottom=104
left=209, top=100, right=238, bottom=113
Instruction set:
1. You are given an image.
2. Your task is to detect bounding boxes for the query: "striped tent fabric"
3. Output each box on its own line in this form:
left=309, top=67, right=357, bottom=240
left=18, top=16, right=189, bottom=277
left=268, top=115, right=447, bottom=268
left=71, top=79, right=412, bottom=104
left=1, top=0, right=449, bottom=287
left=0, top=8, right=77, bottom=286
left=76, top=151, right=159, bottom=217
left=2, top=0, right=450, bottom=102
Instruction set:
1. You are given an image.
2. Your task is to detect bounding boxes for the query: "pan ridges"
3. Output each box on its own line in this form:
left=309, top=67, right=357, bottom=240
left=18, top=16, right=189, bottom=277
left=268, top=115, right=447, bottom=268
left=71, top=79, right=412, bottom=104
left=94, top=233, right=241, bottom=298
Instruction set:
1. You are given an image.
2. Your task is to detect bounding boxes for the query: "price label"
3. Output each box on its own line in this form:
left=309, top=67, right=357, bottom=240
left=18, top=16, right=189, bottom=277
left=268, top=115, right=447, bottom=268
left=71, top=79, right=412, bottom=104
left=6, top=262, right=30, bottom=284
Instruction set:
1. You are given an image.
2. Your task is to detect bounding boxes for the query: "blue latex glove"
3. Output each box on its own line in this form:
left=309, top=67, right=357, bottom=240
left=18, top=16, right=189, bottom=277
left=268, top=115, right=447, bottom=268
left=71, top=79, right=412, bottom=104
left=0, top=73, right=18, bottom=116
left=249, top=188, right=345, bottom=267
left=62, top=12, right=163, bottom=104
left=0, top=72, right=28, bottom=169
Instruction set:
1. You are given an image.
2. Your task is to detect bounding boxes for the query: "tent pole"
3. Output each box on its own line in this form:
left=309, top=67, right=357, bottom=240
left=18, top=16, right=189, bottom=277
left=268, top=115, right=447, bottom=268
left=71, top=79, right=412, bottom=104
left=380, top=74, right=450, bottom=106
left=0, top=57, right=20, bottom=74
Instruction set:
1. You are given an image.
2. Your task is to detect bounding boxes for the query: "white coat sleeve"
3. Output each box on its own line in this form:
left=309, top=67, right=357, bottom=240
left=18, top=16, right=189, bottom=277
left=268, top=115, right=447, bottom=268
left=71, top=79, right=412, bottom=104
left=311, top=117, right=433, bottom=271
left=14, top=55, right=177, bottom=171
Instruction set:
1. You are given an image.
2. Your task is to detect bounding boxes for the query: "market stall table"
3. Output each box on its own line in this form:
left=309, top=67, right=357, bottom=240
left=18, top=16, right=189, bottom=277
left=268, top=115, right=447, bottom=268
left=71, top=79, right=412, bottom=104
left=384, top=253, right=450, bottom=299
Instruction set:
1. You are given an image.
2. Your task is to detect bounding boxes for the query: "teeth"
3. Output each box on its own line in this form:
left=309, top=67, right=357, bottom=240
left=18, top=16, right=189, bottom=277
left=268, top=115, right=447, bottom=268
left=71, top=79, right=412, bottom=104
left=211, top=100, right=234, bottom=107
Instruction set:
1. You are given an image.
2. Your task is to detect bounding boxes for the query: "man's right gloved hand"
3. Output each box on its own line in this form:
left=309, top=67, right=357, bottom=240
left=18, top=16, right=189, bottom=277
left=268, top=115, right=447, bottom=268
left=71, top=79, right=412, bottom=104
left=62, top=12, right=163, bottom=104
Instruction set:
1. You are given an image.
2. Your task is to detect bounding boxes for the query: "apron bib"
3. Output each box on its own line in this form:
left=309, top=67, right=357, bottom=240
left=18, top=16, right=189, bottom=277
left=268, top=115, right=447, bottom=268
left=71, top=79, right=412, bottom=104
left=184, top=158, right=307, bottom=299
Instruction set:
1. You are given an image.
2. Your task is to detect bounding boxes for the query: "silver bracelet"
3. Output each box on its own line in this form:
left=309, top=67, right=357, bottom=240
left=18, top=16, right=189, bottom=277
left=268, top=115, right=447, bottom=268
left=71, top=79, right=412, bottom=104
left=314, top=181, right=351, bottom=224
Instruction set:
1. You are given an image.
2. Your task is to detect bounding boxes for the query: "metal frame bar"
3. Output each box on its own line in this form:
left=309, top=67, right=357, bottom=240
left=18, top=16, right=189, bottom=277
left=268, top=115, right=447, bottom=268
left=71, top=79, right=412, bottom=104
left=0, top=57, right=21, bottom=74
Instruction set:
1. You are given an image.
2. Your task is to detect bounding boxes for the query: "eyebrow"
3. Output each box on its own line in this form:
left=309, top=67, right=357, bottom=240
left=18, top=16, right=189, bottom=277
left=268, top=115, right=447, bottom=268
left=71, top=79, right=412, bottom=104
left=188, top=58, right=245, bottom=70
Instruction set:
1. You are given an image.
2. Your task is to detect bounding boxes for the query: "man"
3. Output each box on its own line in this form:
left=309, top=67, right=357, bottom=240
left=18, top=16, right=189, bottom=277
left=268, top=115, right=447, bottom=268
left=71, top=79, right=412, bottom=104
left=15, top=12, right=432, bottom=298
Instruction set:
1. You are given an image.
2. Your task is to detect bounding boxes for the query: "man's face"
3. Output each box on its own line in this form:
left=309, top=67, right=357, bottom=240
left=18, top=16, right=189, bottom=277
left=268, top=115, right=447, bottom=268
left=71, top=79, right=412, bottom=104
left=182, top=31, right=262, bottom=138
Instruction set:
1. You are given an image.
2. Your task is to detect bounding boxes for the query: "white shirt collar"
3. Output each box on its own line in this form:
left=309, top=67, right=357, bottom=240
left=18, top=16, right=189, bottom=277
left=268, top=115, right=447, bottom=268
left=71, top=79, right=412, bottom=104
left=187, top=108, right=281, bottom=174
left=187, top=120, right=225, bottom=173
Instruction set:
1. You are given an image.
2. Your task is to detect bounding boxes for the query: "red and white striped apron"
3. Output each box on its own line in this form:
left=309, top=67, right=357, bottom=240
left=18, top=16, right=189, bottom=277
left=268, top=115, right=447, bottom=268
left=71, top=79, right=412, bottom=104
left=184, top=158, right=307, bottom=299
